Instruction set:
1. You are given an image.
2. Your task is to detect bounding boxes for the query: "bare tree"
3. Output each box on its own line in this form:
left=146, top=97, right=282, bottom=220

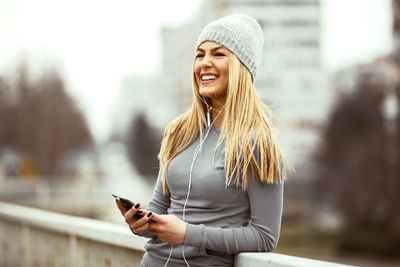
left=314, top=62, right=400, bottom=256
left=312, top=2, right=400, bottom=257
left=0, top=64, right=93, bottom=178
left=126, top=112, right=162, bottom=182
left=0, top=78, right=15, bottom=147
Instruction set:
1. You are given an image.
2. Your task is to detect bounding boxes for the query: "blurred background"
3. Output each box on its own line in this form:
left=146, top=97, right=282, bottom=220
left=0, top=0, right=399, bottom=266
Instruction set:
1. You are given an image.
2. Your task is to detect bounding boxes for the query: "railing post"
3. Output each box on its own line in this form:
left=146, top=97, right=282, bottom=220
left=22, top=222, right=31, bottom=267
left=69, top=234, right=77, bottom=266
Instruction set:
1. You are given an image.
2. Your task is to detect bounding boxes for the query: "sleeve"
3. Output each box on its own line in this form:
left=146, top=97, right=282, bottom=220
left=183, top=176, right=283, bottom=254
left=132, top=168, right=172, bottom=238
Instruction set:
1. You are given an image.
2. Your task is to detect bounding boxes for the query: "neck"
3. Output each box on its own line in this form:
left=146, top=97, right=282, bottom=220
left=211, top=109, right=224, bottom=129
left=209, top=99, right=225, bottom=129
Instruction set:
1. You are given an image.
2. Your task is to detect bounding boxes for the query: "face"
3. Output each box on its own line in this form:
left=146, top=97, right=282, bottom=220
left=194, top=41, right=229, bottom=107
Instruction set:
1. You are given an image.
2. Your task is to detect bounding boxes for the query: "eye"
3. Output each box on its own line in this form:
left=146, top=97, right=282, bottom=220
left=196, top=54, right=204, bottom=58
left=215, top=52, right=226, bottom=57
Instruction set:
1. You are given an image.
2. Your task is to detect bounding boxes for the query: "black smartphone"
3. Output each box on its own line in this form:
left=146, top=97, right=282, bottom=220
left=112, top=194, right=144, bottom=220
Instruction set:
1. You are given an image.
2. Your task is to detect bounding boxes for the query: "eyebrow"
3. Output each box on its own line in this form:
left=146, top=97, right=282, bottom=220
left=196, top=46, right=226, bottom=53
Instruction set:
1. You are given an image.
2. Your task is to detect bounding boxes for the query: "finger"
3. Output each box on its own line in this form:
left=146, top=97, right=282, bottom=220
left=147, top=213, right=162, bottom=233
left=132, top=223, right=150, bottom=234
left=131, top=211, right=153, bottom=230
left=147, top=211, right=159, bottom=222
left=116, top=198, right=127, bottom=215
left=148, top=222, right=158, bottom=233
left=124, top=203, right=141, bottom=224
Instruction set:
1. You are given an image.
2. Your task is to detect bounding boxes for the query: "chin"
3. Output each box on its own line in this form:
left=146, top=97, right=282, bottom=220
left=198, top=91, right=210, bottom=98
left=199, top=87, right=215, bottom=97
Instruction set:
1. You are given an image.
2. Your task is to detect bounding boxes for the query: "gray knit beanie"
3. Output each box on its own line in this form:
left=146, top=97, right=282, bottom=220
left=196, top=14, right=263, bottom=82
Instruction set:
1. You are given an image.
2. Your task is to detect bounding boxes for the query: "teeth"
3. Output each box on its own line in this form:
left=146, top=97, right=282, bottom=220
left=202, top=75, right=217, bottom=81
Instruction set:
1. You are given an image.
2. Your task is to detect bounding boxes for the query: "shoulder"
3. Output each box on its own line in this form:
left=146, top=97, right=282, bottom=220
left=163, top=113, right=189, bottom=136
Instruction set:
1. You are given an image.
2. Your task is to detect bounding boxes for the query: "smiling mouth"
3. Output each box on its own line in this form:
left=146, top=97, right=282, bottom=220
left=200, top=74, right=219, bottom=83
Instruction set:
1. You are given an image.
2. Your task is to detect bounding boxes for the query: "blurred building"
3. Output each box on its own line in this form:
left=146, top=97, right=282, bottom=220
left=161, top=0, right=328, bottom=169
left=114, top=74, right=173, bottom=132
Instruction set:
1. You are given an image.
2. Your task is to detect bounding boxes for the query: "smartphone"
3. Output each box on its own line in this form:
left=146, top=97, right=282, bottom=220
left=112, top=194, right=144, bottom=220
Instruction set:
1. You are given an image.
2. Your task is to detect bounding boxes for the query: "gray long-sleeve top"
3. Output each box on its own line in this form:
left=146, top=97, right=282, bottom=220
left=138, top=126, right=283, bottom=267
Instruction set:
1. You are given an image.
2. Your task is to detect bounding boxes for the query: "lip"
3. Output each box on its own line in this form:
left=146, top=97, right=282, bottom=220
left=199, top=72, right=219, bottom=84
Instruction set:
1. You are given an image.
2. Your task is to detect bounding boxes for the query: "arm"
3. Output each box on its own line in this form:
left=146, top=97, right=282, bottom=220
left=184, top=177, right=283, bottom=254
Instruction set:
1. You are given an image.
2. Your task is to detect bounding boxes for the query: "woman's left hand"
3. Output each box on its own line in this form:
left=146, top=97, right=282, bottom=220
left=148, top=213, right=186, bottom=245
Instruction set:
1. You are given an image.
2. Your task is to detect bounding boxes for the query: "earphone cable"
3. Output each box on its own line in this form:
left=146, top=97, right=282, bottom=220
left=165, top=98, right=226, bottom=267
left=181, top=103, right=226, bottom=267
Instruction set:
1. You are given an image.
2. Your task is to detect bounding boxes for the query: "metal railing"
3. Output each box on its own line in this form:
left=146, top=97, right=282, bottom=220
left=0, top=202, right=354, bottom=267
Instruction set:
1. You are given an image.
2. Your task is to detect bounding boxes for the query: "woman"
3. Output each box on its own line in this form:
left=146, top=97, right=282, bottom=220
left=116, top=14, right=288, bottom=267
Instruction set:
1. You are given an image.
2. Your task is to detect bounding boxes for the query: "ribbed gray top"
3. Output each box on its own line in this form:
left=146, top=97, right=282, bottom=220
left=137, top=127, right=283, bottom=267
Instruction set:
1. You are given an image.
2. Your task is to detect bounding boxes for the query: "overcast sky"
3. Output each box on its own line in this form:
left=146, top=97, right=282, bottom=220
left=0, top=0, right=394, bottom=141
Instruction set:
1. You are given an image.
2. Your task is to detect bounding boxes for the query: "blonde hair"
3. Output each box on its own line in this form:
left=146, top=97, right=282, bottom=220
left=158, top=52, right=289, bottom=193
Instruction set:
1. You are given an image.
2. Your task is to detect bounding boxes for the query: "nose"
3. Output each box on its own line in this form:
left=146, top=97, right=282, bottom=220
left=201, top=54, right=213, bottom=68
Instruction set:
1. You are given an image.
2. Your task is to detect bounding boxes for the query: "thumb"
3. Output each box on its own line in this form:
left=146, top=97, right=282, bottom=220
left=147, top=212, right=161, bottom=222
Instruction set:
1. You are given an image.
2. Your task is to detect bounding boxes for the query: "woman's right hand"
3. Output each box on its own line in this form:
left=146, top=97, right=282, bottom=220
left=115, top=198, right=153, bottom=234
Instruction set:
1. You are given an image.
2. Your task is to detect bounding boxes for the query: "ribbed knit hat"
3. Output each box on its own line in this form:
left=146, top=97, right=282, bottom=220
left=196, top=14, right=263, bottom=82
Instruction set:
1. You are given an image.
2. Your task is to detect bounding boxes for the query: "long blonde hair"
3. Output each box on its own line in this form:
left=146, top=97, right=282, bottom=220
left=158, top=52, right=289, bottom=193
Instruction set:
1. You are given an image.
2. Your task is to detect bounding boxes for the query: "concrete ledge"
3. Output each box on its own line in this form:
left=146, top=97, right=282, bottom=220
left=235, top=252, right=355, bottom=267
left=0, top=201, right=355, bottom=267
left=0, top=201, right=147, bottom=251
